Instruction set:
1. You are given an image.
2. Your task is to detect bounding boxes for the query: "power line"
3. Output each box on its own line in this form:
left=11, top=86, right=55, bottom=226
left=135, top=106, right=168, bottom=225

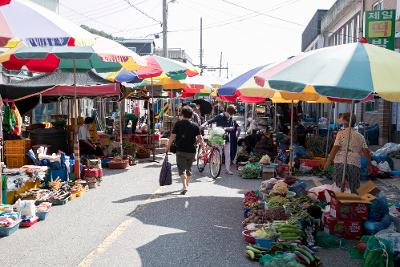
left=63, top=0, right=123, bottom=18
left=168, top=0, right=301, bottom=33
left=220, top=0, right=304, bottom=27
left=111, top=23, right=161, bottom=35
left=59, top=2, right=120, bottom=30
left=122, top=0, right=162, bottom=24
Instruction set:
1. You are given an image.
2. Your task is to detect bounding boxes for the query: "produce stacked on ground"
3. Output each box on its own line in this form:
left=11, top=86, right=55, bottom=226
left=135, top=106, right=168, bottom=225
left=245, top=242, right=321, bottom=266
left=242, top=177, right=324, bottom=266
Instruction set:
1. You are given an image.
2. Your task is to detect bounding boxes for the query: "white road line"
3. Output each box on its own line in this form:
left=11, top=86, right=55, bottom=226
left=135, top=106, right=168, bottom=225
left=77, top=187, right=163, bottom=267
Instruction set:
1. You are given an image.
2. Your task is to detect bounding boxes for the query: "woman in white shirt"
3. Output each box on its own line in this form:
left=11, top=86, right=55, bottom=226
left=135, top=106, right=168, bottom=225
left=78, top=117, right=103, bottom=156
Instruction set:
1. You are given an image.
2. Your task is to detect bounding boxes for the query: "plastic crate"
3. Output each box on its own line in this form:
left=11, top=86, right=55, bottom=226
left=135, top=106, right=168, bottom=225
left=300, top=158, right=325, bottom=169
left=107, top=160, right=129, bottom=169
left=20, top=216, right=39, bottom=228
left=0, top=220, right=21, bottom=237
left=4, top=139, right=31, bottom=154
left=36, top=211, right=49, bottom=221
left=48, top=168, right=68, bottom=182
left=255, top=238, right=275, bottom=249
left=35, top=197, right=68, bottom=206
left=101, top=158, right=113, bottom=168
left=5, top=154, right=30, bottom=168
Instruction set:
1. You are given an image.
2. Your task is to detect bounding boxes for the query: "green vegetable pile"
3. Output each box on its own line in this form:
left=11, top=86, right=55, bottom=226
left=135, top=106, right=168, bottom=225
left=267, top=195, right=289, bottom=208
left=242, top=162, right=261, bottom=179
left=249, top=153, right=262, bottom=163
left=245, top=244, right=269, bottom=261
left=209, top=134, right=225, bottom=145
left=272, top=221, right=303, bottom=241
left=261, top=253, right=305, bottom=267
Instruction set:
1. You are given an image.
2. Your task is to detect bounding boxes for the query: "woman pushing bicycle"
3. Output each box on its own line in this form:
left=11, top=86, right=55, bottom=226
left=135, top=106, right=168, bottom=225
left=201, top=104, right=239, bottom=175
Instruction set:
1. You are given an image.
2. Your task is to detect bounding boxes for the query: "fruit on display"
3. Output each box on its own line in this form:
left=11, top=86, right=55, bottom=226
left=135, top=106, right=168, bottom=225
left=243, top=203, right=265, bottom=226
left=251, top=227, right=277, bottom=239
left=264, top=206, right=288, bottom=221
left=266, top=195, right=289, bottom=208
left=243, top=191, right=261, bottom=208
left=271, top=181, right=289, bottom=195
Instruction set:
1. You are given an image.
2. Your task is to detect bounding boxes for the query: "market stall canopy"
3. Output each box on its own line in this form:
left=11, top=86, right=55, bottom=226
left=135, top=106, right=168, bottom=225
left=218, top=64, right=274, bottom=98
left=10, top=69, right=112, bottom=86
left=108, top=55, right=199, bottom=82
left=0, top=0, right=10, bottom=7
left=255, top=41, right=400, bottom=102
left=0, top=84, right=52, bottom=100
left=218, top=93, right=265, bottom=104
left=0, top=0, right=95, bottom=48
left=0, top=45, right=124, bottom=73
left=1, top=70, right=117, bottom=100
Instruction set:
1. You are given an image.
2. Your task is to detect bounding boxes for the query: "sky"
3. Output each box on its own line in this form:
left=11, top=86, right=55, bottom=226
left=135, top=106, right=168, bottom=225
left=58, top=0, right=336, bottom=77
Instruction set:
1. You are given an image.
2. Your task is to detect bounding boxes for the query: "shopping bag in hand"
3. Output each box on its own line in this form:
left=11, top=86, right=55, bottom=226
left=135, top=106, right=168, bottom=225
left=159, top=155, right=172, bottom=186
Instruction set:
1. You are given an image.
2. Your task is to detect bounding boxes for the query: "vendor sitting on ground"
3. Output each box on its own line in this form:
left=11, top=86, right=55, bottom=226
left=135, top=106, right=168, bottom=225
left=78, top=117, right=104, bottom=157
left=253, top=131, right=276, bottom=160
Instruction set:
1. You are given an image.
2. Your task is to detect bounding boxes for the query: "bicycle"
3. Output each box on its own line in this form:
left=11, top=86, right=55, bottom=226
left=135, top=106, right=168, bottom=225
left=196, top=142, right=222, bottom=179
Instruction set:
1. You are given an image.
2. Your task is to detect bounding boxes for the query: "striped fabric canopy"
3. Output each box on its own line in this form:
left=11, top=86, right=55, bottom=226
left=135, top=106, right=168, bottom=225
left=255, top=42, right=400, bottom=102
left=0, top=0, right=94, bottom=47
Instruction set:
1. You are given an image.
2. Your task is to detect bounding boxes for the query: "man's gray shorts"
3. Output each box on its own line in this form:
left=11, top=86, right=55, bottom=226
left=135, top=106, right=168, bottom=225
left=176, top=151, right=196, bottom=176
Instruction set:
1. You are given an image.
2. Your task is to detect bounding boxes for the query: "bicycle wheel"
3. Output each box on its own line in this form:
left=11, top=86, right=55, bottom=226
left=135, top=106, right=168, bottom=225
left=209, top=147, right=222, bottom=179
left=197, top=146, right=206, bottom=173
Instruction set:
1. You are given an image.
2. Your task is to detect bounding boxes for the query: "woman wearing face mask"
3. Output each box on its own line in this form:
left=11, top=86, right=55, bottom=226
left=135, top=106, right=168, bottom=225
left=201, top=104, right=237, bottom=175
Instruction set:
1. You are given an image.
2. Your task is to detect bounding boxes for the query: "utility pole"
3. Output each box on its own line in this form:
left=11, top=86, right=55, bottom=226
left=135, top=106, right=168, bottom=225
left=219, top=52, right=222, bottom=77
left=200, top=17, right=203, bottom=75
left=162, top=0, right=168, bottom=58
left=226, top=62, right=229, bottom=79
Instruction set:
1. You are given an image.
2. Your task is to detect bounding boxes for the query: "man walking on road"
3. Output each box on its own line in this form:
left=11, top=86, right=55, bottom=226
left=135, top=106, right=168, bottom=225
left=167, top=106, right=204, bottom=195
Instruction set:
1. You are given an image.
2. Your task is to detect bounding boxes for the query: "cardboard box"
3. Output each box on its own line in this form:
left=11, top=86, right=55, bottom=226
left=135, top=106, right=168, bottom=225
left=262, top=166, right=275, bottom=180
left=328, top=181, right=378, bottom=220
left=323, top=214, right=363, bottom=240
left=323, top=214, right=345, bottom=237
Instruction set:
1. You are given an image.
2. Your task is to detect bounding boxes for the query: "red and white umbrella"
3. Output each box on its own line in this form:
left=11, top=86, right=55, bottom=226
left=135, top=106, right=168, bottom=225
left=0, top=0, right=94, bottom=47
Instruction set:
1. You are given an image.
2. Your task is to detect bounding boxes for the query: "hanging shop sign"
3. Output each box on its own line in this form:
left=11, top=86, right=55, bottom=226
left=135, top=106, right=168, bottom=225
left=364, top=9, right=396, bottom=50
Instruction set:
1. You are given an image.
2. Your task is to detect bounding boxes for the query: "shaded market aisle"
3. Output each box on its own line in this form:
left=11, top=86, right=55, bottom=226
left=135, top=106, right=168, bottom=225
left=0, top=156, right=260, bottom=267
left=82, top=158, right=261, bottom=267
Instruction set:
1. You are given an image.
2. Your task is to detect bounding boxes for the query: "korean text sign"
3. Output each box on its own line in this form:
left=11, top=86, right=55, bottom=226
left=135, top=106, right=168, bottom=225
left=364, top=9, right=396, bottom=50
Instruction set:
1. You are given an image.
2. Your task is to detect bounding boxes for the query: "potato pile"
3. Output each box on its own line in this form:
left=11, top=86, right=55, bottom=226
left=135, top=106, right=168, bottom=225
left=243, top=203, right=265, bottom=226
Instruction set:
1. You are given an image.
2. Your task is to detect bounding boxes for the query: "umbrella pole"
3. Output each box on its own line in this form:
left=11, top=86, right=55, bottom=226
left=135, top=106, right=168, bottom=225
left=325, top=103, right=334, bottom=159
left=274, top=103, right=277, bottom=132
left=252, top=103, right=255, bottom=123
left=341, top=101, right=354, bottom=192
left=73, top=59, right=80, bottom=181
left=0, top=96, right=3, bottom=204
left=119, top=99, right=123, bottom=158
left=289, top=100, right=294, bottom=176
left=244, top=103, right=248, bottom=133
left=151, top=78, right=157, bottom=162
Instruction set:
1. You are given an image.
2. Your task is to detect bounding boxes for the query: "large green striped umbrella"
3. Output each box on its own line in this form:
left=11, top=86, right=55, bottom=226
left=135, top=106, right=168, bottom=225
left=255, top=41, right=400, bottom=101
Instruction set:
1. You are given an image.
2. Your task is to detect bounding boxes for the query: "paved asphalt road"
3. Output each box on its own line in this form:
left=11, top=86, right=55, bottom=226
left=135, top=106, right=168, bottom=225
left=0, top=155, right=360, bottom=267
